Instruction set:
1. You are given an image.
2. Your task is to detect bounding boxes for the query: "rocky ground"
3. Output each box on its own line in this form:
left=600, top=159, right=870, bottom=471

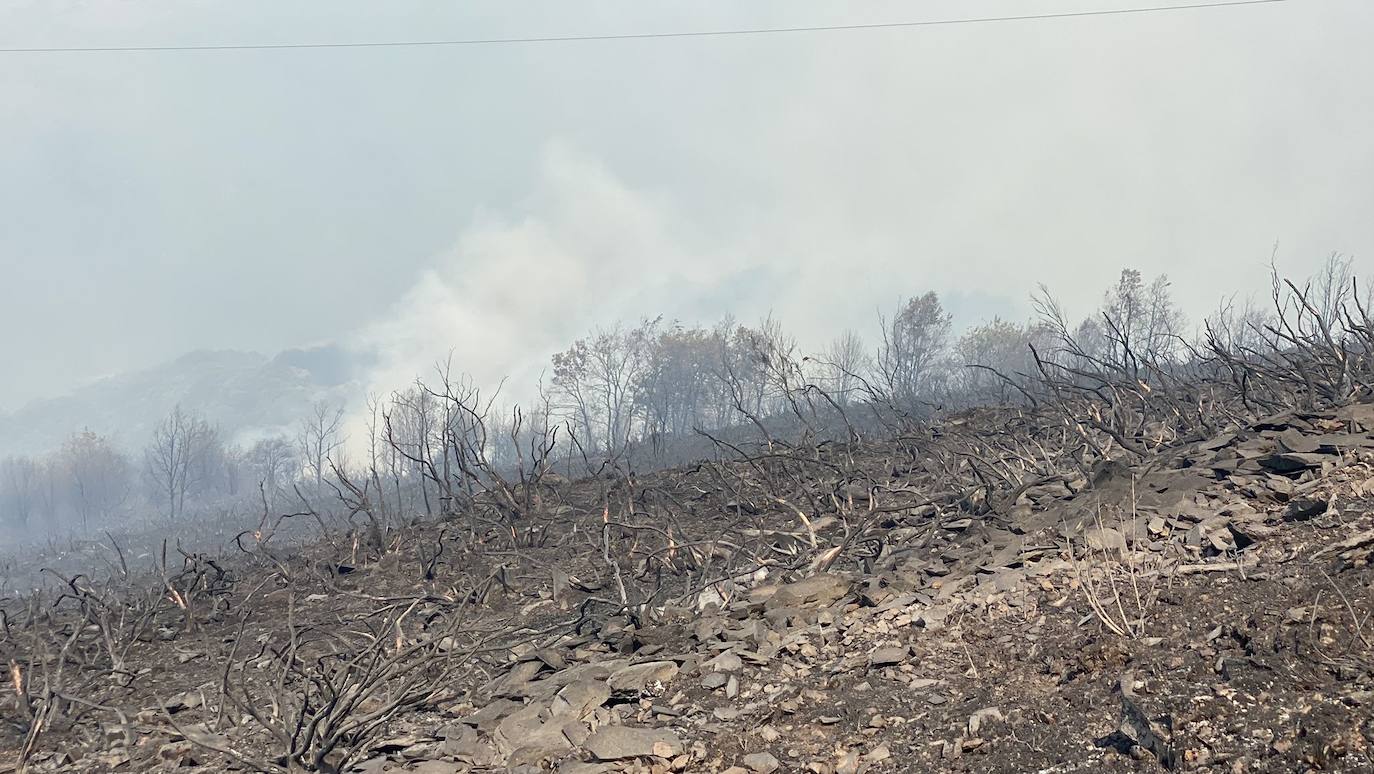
left=4, top=401, right=1374, bottom=773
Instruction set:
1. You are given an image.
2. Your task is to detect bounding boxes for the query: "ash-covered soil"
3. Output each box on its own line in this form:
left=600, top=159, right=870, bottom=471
left=3, top=401, right=1373, bottom=773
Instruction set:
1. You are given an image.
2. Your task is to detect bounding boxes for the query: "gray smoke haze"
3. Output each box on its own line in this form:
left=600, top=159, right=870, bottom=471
left=2, top=0, right=1372, bottom=414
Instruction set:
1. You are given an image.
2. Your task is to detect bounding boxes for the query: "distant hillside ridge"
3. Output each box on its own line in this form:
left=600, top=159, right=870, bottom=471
left=0, top=344, right=369, bottom=457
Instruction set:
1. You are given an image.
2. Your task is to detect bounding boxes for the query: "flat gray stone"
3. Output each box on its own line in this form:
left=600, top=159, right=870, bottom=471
left=1259, top=452, right=1330, bottom=473
left=704, top=650, right=744, bottom=673
left=462, top=698, right=519, bottom=734
left=607, top=661, right=679, bottom=693
left=1284, top=497, right=1329, bottom=521
left=765, top=573, right=850, bottom=611
left=584, top=726, right=683, bottom=760
left=550, top=679, right=611, bottom=718
left=743, top=752, right=781, bottom=773
left=869, top=646, right=908, bottom=668
left=1084, top=526, right=1128, bottom=553
left=701, top=672, right=729, bottom=690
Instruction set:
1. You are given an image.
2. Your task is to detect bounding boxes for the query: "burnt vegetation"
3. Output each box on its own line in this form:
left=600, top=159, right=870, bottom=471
left=2, top=257, right=1373, bottom=772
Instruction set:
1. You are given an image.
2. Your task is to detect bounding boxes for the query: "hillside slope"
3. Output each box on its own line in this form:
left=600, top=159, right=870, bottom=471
left=2, top=398, right=1372, bottom=773
left=0, top=345, right=364, bottom=456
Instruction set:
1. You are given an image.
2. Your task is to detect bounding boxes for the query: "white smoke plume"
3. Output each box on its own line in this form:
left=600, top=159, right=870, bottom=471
left=353, top=142, right=742, bottom=408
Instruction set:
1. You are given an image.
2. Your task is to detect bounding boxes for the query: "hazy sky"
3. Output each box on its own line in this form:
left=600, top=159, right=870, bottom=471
left=2, top=0, right=1371, bottom=412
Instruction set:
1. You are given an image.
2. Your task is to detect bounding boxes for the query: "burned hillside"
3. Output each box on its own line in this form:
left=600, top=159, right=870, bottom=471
left=2, top=269, right=1374, bottom=774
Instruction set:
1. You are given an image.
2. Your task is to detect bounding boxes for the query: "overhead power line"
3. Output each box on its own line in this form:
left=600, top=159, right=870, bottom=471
left=0, top=0, right=1289, bottom=54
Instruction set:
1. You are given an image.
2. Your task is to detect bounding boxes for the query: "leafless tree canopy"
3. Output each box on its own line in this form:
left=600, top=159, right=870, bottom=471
left=144, top=405, right=221, bottom=522
left=298, top=401, right=346, bottom=492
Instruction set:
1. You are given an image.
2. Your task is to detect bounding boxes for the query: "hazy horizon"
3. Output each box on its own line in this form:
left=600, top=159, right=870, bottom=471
left=3, top=0, right=1372, bottom=416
